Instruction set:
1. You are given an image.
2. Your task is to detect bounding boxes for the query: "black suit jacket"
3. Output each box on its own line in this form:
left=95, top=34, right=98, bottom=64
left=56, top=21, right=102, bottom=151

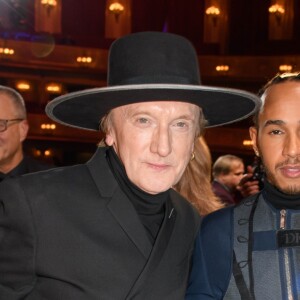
left=0, top=155, right=53, bottom=182
left=0, top=147, right=200, bottom=300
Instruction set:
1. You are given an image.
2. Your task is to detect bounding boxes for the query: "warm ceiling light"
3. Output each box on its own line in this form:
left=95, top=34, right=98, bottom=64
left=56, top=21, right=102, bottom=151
left=243, top=140, right=253, bottom=146
left=109, top=2, right=125, bottom=21
left=216, top=65, right=229, bottom=72
left=44, top=149, right=52, bottom=156
left=41, top=0, right=57, bottom=15
left=205, top=6, right=220, bottom=16
left=46, top=83, right=62, bottom=93
left=279, top=64, right=293, bottom=72
left=41, top=123, right=56, bottom=130
left=33, top=148, right=53, bottom=157
left=269, top=4, right=285, bottom=14
left=0, top=47, right=14, bottom=55
left=269, top=4, right=285, bottom=24
left=76, top=56, right=93, bottom=64
left=16, top=81, right=31, bottom=91
left=205, top=6, right=221, bottom=26
left=41, top=0, right=57, bottom=6
left=109, top=2, right=125, bottom=14
left=34, top=149, right=42, bottom=157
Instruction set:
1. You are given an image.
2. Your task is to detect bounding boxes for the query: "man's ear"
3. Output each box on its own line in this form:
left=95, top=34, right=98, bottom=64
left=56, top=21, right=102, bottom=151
left=105, top=130, right=114, bottom=146
left=19, top=120, right=29, bottom=142
left=249, top=126, right=259, bottom=156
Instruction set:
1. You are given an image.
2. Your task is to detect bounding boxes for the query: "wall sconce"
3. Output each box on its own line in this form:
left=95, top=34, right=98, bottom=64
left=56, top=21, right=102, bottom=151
left=109, top=2, right=125, bottom=22
left=44, top=149, right=53, bottom=157
left=205, top=6, right=220, bottom=26
left=216, top=65, right=229, bottom=72
left=269, top=4, right=285, bottom=25
left=41, top=123, right=56, bottom=130
left=76, top=56, right=93, bottom=64
left=41, top=0, right=57, bottom=16
left=243, top=140, right=253, bottom=146
left=33, top=148, right=53, bottom=157
left=16, top=81, right=31, bottom=91
left=279, top=64, right=293, bottom=72
left=0, top=47, right=14, bottom=55
left=45, top=83, right=62, bottom=94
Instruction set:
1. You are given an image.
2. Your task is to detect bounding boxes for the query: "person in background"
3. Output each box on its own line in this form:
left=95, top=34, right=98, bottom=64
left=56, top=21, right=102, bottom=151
left=238, top=156, right=264, bottom=198
left=186, top=72, right=300, bottom=299
left=211, top=154, right=245, bottom=206
left=0, top=85, right=52, bottom=182
left=175, top=136, right=224, bottom=215
left=0, top=31, right=259, bottom=299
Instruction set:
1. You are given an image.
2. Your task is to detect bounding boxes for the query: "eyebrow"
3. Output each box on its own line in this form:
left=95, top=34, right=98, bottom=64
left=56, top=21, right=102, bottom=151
left=175, top=114, right=197, bottom=120
left=263, top=119, right=300, bottom=127
left=263, top=119, right=285, bottom=127
left=130, top=110, right=197, bottom=120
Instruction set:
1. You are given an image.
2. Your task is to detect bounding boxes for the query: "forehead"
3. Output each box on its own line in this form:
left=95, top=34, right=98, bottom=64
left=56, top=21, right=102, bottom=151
left=0, top=93, right=15, bottom=115
left=260, top=81, right=300, bottom=122
left=112, top=101, right=200, bottom=117
left=231, top=159, right=243, bottom=167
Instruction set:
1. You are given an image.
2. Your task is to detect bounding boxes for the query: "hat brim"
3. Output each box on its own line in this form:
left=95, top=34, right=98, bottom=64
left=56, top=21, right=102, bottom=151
left=45, top=84, right=260, bottom=131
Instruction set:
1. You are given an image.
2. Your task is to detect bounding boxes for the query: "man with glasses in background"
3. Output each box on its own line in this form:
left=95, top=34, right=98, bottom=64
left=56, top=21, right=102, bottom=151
left=0, top=85, right=52, bottom=182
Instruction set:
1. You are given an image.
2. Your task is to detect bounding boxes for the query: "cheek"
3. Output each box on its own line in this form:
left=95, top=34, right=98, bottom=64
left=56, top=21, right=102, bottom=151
left=174, top=143, right=193, bottom=173
left=235, top=177, right=242, bottom=185
left=0, top=135, right=17, bottom=151
left=4, top=130, right=18, bottom=144
left=116, top=138, right=143, bottom=170
left=260, top=149, right=278, bottom=173
left=177, top=136, right=194, bottom=156
left=259, top=138, right=281, bottom=160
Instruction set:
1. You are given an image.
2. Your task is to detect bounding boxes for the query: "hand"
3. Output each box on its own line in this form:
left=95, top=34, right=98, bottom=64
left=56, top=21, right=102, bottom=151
left=237, top=165, right=260, bottom=198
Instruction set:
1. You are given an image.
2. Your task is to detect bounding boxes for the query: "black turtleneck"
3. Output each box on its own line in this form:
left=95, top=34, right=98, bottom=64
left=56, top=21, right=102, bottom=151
left=264, top=179, right=300, bottom=210
left=106, top=147, right=168, bottom=244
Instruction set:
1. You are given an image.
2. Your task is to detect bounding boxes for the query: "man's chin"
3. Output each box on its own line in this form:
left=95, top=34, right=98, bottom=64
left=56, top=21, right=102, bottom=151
left=139, top=182, right=171, bottom=195
left=273, top=179, right=300, bottom=195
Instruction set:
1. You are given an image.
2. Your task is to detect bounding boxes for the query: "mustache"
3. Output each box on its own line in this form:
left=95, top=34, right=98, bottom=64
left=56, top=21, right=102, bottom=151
left=275, top=157, right=300, bottom=169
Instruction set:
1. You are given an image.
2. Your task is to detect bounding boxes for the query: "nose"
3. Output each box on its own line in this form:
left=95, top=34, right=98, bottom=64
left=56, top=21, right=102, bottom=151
left=150, top=124, right=172, bottom=157
left=282, top=133, right=300, bottom=159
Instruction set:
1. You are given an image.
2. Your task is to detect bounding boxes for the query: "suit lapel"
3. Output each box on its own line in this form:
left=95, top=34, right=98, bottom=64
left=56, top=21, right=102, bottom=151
left=87, top=147, right=152, bottom=259
left=87, top=148, right=178, bottom=296
left=86, top=147, right=118, bottom=198
left=108, top=188, right=153, bottom=259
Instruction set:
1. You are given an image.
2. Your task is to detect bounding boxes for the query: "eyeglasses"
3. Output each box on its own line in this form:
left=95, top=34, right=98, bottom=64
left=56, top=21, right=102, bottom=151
left=0, top=118, right=24, bottom=132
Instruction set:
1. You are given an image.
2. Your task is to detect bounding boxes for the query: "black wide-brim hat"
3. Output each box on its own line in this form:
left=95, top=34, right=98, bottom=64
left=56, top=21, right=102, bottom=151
left=46, top=31, right=260, bottom=130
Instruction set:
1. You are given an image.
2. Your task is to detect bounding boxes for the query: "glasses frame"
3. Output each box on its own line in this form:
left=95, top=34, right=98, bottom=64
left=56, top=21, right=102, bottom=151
left=0, top=118, right=24, bottom=132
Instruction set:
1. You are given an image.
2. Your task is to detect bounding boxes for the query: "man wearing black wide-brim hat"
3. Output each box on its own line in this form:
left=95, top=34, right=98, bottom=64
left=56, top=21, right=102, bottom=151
left=0, top=31, right=260, bottom=299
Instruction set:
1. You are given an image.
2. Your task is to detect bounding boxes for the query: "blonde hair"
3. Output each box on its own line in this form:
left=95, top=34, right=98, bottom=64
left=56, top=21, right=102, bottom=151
left=212, top=154, right=244, bottom=178
left=173, top=137, right=224, bottom=216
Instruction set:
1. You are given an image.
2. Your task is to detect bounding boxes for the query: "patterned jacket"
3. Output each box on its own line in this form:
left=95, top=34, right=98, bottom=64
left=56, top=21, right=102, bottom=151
left=186, top=181, right=300, bottom=300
